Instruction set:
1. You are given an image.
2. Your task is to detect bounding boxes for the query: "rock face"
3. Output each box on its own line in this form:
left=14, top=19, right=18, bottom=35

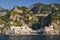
left=0, top=7, right=6, bottom=16
left=0, top=3, right=60, bottom=35
left=13, top=6, right=23, bottom=13
left=51, top=20, right=60, bottom=34
left=4, top=24, right=33, bottom=35
left=19, top=24, right=33, bottom=35
left=44, top=20, right=60, bottom=35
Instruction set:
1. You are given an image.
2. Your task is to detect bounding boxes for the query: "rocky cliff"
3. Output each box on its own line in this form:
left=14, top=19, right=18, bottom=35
left=0, top=3, right=60, bottom=35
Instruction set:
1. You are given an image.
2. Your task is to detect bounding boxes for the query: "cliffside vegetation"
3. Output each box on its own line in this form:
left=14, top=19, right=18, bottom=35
left=0, top=3, right=60, bottom=31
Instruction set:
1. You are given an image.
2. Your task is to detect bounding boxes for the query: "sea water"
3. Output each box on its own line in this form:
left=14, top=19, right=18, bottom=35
left=0, top=35, right=60, bottom=40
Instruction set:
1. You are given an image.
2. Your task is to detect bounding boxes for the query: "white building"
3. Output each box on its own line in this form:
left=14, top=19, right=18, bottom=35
left=10, top=26, right=21, bottom=34
left=10, top=24, right=33, bottom=35
left=44, top=25, right=54, bottom=34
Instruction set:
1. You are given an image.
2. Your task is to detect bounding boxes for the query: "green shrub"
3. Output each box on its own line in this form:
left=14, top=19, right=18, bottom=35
left=13, top=20, right=22, bottom=26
